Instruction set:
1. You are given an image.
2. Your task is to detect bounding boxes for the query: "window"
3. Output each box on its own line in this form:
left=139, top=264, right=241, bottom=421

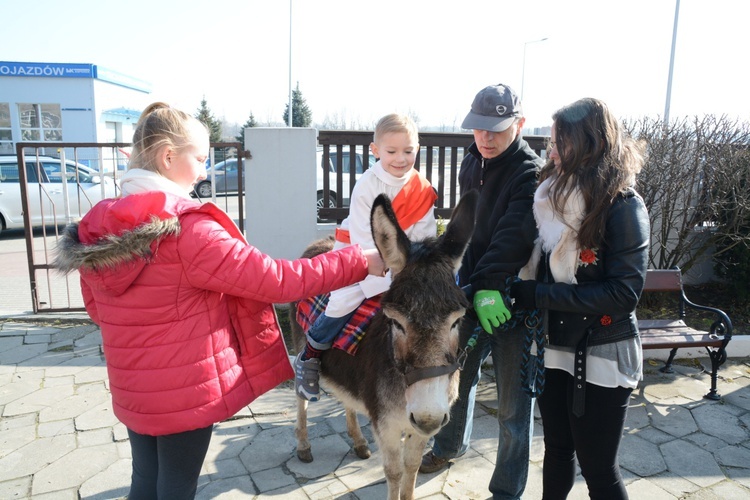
left=0, top=103, right=11, bottom=154
left=18, top=103, right=62, bottom=142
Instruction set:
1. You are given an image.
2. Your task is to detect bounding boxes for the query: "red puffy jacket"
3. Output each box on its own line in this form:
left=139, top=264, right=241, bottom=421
left=54, top=191, right=368, bottom=436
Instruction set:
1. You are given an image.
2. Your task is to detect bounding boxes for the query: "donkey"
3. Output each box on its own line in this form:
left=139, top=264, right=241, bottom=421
left=290, top=190, right=478, bottom=500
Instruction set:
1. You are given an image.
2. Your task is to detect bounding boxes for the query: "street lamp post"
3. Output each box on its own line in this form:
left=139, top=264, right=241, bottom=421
left=288, top=0, right=293, bottom=127
left=664, top=0, right=680, bottom=126
left=521, top=37, right=548, bottom=101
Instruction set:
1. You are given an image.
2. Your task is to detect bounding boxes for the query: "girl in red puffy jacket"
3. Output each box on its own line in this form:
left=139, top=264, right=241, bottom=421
left=54, top=102, right=384, bottom=499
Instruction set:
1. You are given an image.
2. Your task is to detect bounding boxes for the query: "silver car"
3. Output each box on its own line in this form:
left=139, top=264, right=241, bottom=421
left=0, top=155, right=118, bottom=234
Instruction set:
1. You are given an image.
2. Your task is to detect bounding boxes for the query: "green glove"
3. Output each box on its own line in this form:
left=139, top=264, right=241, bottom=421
left=473, top=289, right=511, bottom=334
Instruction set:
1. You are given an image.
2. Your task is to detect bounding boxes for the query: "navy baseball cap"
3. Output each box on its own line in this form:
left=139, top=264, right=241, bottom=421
left=461, top=84, right=522, bottom=132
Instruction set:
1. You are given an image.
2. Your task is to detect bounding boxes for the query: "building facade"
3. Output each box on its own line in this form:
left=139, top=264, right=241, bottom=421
left=0, top=61, right=150, bottom=168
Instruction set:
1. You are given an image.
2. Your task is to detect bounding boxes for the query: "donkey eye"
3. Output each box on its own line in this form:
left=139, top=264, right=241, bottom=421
left=451, top=318, right=462, bottom=330
left=389, top=318, right=405, bottom=335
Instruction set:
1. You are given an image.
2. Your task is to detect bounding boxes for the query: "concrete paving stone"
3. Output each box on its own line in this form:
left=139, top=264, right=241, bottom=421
left=0, top=337, right=23, bottom=353
left=75, top=400, right=119, bottom=431
left=204, top=418, right=261, bottom=464
left=332, top=446, right=388, bottom=495
left=442, top=454, right=495, bottom=499
left=684, top=431, right=732, bottom=453
left=38, top=390, right=109, bottom=422
left=0, top=342, right=48, bottom=365
left=626, top=477, right=678, bottom=498
left=299, top=474, right=357, bottom=499
left=660, top=439, right=725, bottom=488
left=0, top=411, right=36, bottom=431
left=252, top=463, right=297, bottom=492
left=724, top=466, right=750, bottom=491
left=624, top=402, right=650, bottom=430
left=76, top=427, right=114, bottom=448
left=239, top=425, right=297, bottom=474
left=196, top=474, right=257, bottom=499
left=0, top=434, right=76, bottom=481
left=32, top=488, right=79, bottom=500
left=647, top=471, right=702, bottom=498
left=116, top=441, right=131, bottom=459
left=37, top=418, right=75, bottom=438
left=287, top=432, right=353, bottom=479
left=20, top=349, right=76, bottom=368
left=619, top=433, right=667, bottom=476
left=0, top=476, right=31, bottom=499
left=650, top=401, right=699, bottom=437
left=254, top=482, right=311, bottom=500
left=0, top=423, right=36, bottom=458
left=0, top=378, right=42, bottom=408
left=413, top=469, right=449, bottom=498
left=32, top=443, right=119, bottom=496
left=628, top=424, right=677, bottom=445
left=4, top=384, right=74, bottom=417
left=75, top=330, right=103, bottom=348
left=23, top=326, right=60, bottom=336
left=78, top=458, right=130, bottom=500
left=43, top=374, right=74, bottom=387
left=715, top=444, right=750, bottom=468
left=204, top=456, right=249, bottom=480
left=692, top=403, right=749, bottom=444
left=23, top=333, right=50, bottom=344
left=723, top=384, right=750, bottom=411
left=73, top=365, right=108, bottom=385
left=703, top=480, right=750, bottom=499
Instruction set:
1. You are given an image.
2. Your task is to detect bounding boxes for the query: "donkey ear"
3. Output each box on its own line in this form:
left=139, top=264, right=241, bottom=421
left=371, top=194, right=410, bottom=274
left=439, top=189, right=478, bottom=271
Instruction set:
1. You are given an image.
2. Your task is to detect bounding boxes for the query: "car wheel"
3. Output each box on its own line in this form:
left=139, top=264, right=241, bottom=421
left=316, top=192, right=337, bottom=223
left=196, top=181, right=213, bottom=198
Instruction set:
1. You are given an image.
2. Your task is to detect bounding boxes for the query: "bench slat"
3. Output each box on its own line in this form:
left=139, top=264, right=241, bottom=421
left=643, top=269, right=682, bottom=292
left=639, top=319, right=725, bottom=350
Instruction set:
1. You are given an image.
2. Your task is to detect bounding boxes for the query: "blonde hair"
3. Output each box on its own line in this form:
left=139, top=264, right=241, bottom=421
left=373, top=113, right=419, bottom=144
left=129, top=102, right=208, bottom=172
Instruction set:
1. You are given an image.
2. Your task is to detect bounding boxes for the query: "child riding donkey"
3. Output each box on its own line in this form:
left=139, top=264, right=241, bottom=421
left=295, top=113, right=437, bottom=401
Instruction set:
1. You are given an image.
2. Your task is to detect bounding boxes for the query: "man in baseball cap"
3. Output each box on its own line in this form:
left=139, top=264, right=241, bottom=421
left=461, top=83, right=523, bottom=132
left=420, top=83, right=544, bottom=500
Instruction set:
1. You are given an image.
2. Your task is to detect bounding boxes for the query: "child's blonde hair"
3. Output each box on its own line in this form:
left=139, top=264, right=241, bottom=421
left=129, top=102, right=207, bottom=172
left=373, top=113, right=419, bottom=144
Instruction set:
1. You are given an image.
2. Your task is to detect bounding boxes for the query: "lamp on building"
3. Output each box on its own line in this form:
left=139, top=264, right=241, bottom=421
left=521, top=37, right=548, bottom=102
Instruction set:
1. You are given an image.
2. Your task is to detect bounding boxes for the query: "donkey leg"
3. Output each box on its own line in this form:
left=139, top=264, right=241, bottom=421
left=400, top=433, right=429, bottom=500
left=345, top=407, right=371, bottom=459
left=295, top=398, right=314, bottom=463
left=373, top=422, right=406, bottom=500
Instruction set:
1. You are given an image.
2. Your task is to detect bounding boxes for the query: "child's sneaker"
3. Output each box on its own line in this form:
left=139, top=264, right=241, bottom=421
left=294, top=353, right=321, bottom=401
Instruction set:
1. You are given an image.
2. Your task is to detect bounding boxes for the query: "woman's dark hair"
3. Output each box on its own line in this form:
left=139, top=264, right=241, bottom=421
left=540, top=98, right=645, bottom=249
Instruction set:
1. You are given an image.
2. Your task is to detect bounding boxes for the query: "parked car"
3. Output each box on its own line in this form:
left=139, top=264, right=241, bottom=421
left=193, top=158, right=240, bottom=198
left=317, top=147, right=375, bottom=223
left=0, top=155, right=118, bottom=234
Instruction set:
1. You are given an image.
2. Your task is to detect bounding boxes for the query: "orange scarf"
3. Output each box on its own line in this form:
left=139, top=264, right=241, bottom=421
left=336, top=171, right=436, bottom=244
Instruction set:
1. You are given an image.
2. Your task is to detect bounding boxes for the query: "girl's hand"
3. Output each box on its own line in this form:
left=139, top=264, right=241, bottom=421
left=363, top=248, right=387, bottom=276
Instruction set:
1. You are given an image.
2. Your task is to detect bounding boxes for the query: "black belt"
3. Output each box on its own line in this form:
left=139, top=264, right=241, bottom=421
left=571, top=319, right=637, bottom=417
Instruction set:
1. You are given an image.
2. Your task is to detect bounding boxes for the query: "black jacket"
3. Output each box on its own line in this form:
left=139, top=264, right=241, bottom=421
left=536, top=190, right=650, bottom=347
left=458, top=137, right=543, bottom=293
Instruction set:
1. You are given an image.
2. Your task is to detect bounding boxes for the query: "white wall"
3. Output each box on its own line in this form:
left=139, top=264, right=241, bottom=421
left=244, top=127, right=333, bottom=260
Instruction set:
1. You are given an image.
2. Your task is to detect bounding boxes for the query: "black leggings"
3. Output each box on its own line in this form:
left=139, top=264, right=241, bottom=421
left=538, top=368, right=632, bottom=500
left=127, top=425, right=213, bottom=500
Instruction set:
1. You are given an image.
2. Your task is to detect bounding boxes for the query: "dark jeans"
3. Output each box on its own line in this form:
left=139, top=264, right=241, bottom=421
left=127, top=425, right=213, bottom=500
left=538, top=368, right=632, bottom=500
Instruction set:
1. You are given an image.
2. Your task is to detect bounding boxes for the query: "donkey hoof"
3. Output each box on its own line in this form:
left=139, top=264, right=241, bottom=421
left=297, top=448, right=314, bottom=463
left=354, top=445, right=371, bottom=459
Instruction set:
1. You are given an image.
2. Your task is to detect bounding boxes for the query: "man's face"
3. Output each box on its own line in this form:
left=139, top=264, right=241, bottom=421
left=472, top=117, right=525, bottom=159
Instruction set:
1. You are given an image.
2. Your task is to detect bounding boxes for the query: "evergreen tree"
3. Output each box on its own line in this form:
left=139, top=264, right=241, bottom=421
left=195, top=98, right=222, bottom=143
left=283, top=83, right=312, bottom=127
left=236, top=112, right=257, bottom=149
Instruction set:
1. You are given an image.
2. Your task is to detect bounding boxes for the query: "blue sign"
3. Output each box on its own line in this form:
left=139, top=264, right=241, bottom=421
left=0, top=61, right=95, bottom=78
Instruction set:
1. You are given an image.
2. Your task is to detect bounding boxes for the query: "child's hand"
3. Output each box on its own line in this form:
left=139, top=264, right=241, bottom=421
left=473, top=289, right=511, bottom=334
left=363, top=248, right=387, bottom=276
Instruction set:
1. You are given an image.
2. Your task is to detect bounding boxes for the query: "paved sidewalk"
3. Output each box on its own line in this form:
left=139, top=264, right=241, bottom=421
left=0, top=318, right=749, bottom=499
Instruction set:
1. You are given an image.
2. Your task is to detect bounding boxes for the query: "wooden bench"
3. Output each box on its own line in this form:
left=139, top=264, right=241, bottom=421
left=638, top=269, right=733, bottom=400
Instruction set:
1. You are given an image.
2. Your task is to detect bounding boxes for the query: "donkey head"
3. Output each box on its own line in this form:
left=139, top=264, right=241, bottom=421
left=370, top=189, right=478, bottom=436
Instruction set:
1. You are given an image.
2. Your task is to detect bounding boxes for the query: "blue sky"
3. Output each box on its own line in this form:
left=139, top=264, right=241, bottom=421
left=3, top=0, right=748, bottom=130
